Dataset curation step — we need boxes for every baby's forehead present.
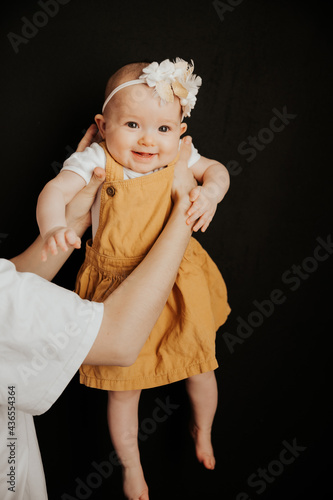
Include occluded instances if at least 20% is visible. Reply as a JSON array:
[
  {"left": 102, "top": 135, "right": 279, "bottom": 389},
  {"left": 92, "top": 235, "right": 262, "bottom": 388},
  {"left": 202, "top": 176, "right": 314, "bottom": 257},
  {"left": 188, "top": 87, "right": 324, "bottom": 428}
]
[
  {"left": 114, "top": 84, "right": 153, "bottom": 108},
  {"left": 108, "top": 84, "right": 182, "bottom": 120}
]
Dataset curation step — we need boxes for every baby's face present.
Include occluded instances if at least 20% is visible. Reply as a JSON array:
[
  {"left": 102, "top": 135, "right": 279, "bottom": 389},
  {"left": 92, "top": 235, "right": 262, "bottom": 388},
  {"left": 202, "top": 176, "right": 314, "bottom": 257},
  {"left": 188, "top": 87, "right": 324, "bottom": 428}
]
[{"left": 96, "top": 85, "right": 187, "bottom": 173}]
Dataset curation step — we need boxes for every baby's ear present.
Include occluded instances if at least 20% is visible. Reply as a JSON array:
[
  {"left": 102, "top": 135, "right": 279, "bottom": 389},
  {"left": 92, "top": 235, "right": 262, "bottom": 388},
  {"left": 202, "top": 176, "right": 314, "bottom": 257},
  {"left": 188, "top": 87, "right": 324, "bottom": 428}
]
[
  {"left": 180, "top": 122, "right": 188, "bottom": 136},
  {"left": 94, "top": 114, "right": 106, "bottom": 138}
]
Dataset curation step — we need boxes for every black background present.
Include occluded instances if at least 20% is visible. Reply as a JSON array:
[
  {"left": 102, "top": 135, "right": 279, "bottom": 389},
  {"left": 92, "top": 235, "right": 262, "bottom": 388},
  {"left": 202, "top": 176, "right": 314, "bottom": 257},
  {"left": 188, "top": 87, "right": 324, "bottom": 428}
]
[{"left": 1, "top": 1, "right": 332, "bottom": 499}]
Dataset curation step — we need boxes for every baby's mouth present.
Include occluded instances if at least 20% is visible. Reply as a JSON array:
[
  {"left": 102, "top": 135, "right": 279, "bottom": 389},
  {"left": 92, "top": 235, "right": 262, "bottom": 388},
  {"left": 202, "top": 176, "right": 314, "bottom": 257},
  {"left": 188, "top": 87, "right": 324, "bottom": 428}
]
[{"left": 132, "top": 151, "right": 157, "bottom": 159}]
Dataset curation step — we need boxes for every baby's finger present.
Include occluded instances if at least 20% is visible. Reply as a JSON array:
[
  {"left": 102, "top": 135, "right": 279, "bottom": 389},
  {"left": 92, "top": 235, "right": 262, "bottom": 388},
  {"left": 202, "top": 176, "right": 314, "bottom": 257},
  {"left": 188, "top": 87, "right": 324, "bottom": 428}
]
[
  {"left": 187, "top": 199, "right": 203, "bottom": 217},
  {"left": 46, "top": 237, "right": 58, "bottom": 256},
  {"left": 193, "top": 212, "right": 213, "bottom": 232},
  {"left": 41, "top": 245, "right": 48, "bottom": 262},
  {"left": 186, "top": 210, "right": 202, "bottom": 225},
  {"left": 65, "top": 229, "right": 81, "bottom": 249},
  {"left": 200, "top": 219, "right": 212, "bottom": 233},
  {"left": 54, "top": 232, "right": 68, "bottom": 252},
  {"left": 187, "top": 201, "right": 208, "bottom": 223},
  {"left": 189, "top": 186, "right": 201, "bottom": 203},
  {"left": 186, "top": 209, "right": 206, "bottom": 226},
  {"left": 191, "top": 218, "right": 204, "bottom": 232},
  {"left": 192, "top": 216, "right": 207, "bottom": 232}
]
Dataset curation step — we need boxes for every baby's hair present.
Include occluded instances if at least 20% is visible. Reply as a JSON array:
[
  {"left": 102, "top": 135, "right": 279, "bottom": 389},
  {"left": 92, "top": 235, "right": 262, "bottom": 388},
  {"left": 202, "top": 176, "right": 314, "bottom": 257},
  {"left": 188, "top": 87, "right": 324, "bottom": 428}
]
[{"left": 104, "top": 62, "right": 150, "bottom": 100}]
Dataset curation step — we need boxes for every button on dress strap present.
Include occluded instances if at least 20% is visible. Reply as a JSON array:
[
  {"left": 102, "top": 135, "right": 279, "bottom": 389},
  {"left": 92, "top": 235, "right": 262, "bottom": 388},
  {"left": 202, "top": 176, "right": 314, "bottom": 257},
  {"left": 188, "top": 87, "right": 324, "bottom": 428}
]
[{"left": 106, "top": 185, "right": 116, "bottom": 197}]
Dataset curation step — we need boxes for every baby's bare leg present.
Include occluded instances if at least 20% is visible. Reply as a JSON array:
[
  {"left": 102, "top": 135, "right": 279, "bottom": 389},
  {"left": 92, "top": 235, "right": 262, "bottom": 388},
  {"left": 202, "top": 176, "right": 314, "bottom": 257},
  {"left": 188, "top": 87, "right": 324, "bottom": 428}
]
[
  {"left": 185, "top": 370, "right": 217, "bottom": 470},
  {"left": 107, "top": 390, "right": 149, "bottom": 500}
]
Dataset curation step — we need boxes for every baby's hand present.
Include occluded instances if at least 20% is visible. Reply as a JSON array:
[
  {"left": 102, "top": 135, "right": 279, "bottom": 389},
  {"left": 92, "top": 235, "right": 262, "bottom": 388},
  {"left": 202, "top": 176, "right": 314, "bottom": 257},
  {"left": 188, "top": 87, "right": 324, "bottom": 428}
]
[
  {"left": 186, "top": 186, "right": 218, "bottom": 232},
  {"left": 41, "top": 226, "right": 81, "bottom": 262}
]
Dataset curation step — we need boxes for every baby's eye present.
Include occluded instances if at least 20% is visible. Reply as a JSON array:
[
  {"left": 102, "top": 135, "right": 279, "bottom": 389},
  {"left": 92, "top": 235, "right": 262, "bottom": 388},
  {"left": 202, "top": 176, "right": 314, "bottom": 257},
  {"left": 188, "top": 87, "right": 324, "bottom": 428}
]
[
  {"left": 159, "top": 125, "right": 170, "bottom": 133},
  {"left": 126, "top": 122, "right": 139, "bottom": 129}
]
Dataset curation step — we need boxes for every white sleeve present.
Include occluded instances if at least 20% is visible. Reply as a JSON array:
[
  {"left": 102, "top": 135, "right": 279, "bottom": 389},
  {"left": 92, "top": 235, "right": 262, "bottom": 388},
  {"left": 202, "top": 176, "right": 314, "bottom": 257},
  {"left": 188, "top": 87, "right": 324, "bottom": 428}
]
[
  {"left": 61, "top": 142, "right": 107, "bottom": 184},
  {"left": 0, "top": 259, "right": 104, "bottom": 416}
]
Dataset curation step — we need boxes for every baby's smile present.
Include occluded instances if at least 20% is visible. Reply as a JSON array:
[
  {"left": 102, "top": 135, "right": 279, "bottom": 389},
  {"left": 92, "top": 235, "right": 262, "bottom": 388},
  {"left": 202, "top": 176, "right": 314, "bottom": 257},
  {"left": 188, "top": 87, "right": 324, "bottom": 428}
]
[{"left": 131, "top": 150, "right": 157, "bottom": 161}]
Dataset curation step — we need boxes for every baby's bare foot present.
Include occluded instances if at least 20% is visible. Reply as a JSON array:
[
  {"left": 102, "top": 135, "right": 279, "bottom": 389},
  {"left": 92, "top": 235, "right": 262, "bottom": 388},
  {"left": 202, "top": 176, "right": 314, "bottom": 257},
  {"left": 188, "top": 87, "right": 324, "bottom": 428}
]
[
  {"left": 190, "top": 421, "right": 216, "bottom": 470},
  {"left": 122, "top": 464, "right": 149, "bottom": 500}
]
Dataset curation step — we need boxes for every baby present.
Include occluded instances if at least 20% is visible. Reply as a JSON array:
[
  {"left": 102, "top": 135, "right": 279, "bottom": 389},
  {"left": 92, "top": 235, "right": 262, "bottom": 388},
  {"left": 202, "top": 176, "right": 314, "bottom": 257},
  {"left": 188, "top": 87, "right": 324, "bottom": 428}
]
[{"left": 37, "top": 59, "right": 231, "bottom": 500}]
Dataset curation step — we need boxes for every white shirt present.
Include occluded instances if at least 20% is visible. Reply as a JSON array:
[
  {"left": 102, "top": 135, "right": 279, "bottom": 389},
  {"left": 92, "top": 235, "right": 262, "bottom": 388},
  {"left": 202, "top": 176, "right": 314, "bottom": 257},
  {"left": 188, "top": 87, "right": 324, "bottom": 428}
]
[
  {"left": 0, "top": 259, "right": 104, "bottom": 500},
  {"left": 61, "top": 142, "right": 201, "bottom": 239}
]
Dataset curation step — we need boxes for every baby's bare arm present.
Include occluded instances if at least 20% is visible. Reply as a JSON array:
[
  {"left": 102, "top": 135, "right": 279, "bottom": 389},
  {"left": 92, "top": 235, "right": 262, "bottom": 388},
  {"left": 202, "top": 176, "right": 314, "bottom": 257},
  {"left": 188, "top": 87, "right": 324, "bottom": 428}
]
[
  {"left": 37, "top": 171, "right": 87, "bottom": 260},
  {"left": 36, "top": 170, "right": 86, "bottom": 238},
  {"left": 186, "top": 156, "right": 230, "bottom": 232},
  {"left": 191, "top": 156, "right": 230, "bottom": 202}
]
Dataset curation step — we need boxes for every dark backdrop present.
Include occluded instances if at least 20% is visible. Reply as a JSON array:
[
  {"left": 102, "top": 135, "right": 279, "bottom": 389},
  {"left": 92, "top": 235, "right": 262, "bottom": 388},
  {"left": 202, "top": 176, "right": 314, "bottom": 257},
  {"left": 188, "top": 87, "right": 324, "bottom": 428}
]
[{"left": 1, "top": 1, "right": 332, "bottom": 499}]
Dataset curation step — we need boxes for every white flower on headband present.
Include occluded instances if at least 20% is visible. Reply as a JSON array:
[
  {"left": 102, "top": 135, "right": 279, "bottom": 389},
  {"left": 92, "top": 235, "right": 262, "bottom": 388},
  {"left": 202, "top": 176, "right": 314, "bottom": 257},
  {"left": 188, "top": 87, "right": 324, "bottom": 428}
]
[
  {"left": 142, "top": 60, "right": 175, "bottom": 86},
  {"left": 139, "top": 58, "right": 202, "bottom": 117}
]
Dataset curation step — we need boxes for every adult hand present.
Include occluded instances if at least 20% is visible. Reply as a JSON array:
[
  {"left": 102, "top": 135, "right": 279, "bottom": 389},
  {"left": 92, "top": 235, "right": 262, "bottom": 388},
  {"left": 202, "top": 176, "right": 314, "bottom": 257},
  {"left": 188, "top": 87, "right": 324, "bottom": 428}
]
[
  {"left": 65, "top": 167, "right": 105, "bottom": 236},
  {"left": 66, "top": 124, "right": 105, "bottom": 234},
  {"left": 171, "top": 136, "right": 197, "bottom": 216},
  {"left": 76, "top": 124, "right": 102, "bottom": 153}
]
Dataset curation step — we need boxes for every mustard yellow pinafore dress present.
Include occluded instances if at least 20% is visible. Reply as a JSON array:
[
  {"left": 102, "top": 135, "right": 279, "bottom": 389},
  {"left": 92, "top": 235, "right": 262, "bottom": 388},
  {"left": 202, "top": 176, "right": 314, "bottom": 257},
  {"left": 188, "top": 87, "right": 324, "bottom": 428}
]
[{"left": 76, "top": 141, "right": 231, "bottom": 391}]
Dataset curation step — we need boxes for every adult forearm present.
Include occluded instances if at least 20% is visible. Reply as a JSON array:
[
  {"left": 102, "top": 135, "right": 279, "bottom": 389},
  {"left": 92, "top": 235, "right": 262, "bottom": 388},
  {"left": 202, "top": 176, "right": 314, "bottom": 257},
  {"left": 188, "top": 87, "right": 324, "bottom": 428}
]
[{"left": 84, "top": 199, "right": 192, "bottom": 366}]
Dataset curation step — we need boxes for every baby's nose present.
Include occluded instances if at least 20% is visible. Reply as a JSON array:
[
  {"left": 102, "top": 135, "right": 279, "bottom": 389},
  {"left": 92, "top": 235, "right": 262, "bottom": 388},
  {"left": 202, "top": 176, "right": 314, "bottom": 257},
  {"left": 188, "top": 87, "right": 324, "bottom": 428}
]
[{"left": 138, "top": 130, "right": 155, "bottom": 146}]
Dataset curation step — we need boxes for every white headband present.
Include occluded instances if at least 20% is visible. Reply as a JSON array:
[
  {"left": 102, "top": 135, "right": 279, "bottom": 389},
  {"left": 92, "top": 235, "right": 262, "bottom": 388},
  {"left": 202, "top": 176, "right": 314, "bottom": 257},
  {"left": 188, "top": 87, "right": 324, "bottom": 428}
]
[
  {"left": 102, "top": 80, "right": 143, "bottom": 113},
  {"left": 101, "top": 58, "right": 202, "bottom": 118}
]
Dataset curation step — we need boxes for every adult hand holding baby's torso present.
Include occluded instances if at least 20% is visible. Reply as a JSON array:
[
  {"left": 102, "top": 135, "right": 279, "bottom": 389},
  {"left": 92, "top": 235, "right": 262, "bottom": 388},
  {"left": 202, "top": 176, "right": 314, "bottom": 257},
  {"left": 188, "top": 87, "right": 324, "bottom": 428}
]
[{"left": 171, "top": 136, "right": 197, "bottom": 206}]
